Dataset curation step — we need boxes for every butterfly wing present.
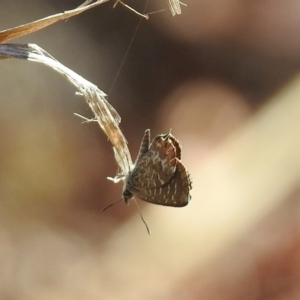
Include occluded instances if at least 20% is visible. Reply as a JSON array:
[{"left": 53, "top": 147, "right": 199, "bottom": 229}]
[
  {"left": 126, "top": 134, "right": 177, "bottom": 191},
  {"left": 152, "top": 132, "right": 181, "bottom": 159},
  {"left": 123, "top": 131, "right": 192, "bottom": 207},
  {"left": 135, "top": 159, "right": 192, "bottom": 207},
  {"left": 168, "top": 133, "right": 182, "bottom": 160},
  {"left": 134, "top": 129, "right": 150, "bottom": 165}
]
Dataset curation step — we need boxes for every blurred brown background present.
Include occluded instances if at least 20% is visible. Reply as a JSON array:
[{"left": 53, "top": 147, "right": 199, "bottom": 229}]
[{"left": 1, "top": 0, "right": 300, "bottom": 299}]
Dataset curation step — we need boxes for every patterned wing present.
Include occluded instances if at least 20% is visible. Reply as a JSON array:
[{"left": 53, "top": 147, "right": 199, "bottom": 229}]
[
  {"left": 168, "top": 133, "right": 182, "bottom": 160},
  {"left": 134, "top": 129, "right": 150, "bottom": 165},
  {"left": 153, "top": 132, "right": 181, "bottom": 159},
  {"left": 126, "top": 134, "right": 177, "bottom": 191},
  {"left": 136, "top": 159, "right": 192, "bottom": 207}
]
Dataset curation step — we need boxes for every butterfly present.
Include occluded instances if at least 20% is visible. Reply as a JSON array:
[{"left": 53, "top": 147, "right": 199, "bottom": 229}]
[{"left": 122, "top": 129, "right": 192, "bottom": 207}]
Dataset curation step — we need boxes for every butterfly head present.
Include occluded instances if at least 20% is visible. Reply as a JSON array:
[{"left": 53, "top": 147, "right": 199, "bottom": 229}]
[{"left": 123, "top": 189, "right": 133, "bottom": 204}]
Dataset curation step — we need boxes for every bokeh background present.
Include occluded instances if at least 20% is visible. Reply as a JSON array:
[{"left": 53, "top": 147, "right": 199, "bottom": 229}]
[{"left": 1, "top": 0, "right": 300, "bottom": 299}]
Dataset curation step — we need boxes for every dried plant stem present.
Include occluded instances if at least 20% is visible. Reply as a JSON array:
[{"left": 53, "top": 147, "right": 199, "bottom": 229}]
[
  {"left": 0, "top": 43, "right": 133, "bottom": 175},
  {"left": 0, "top": 0, "right": 110, "bottom": 43},
  {"left": 114, "top": 0, "right": 149, "bottom": 19}
]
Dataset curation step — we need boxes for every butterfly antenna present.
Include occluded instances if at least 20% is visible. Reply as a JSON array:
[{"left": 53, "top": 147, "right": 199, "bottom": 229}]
[
  {"left": 102, "top": 198, "right": 124, "bottom": 212},
  {"left": 133, "top": 198, "right": 151, "bottom": 235}
]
